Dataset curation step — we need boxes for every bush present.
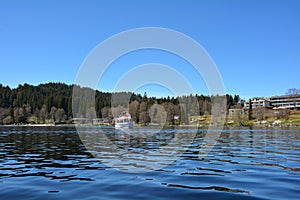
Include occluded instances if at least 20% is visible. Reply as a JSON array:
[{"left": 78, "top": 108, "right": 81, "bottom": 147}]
[{"left": 3, "top": 116, "right": 13, "bottom": 125}]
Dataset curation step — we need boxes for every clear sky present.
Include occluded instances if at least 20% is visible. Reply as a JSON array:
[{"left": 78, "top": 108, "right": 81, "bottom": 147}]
[{"left": 0, "top": 0, "right": 299, "bottom": 100}]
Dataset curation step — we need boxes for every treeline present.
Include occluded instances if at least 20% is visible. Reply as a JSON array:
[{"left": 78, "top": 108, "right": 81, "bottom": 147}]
[{"left": 0, "top": 82, "right": 241, "bottom": 125}]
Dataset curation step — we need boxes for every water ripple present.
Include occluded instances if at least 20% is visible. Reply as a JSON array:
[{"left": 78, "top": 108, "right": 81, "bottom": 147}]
[
  {"left": 166, "top": 183, "right": 250, "bottom": 194},
  {"left": 0, "top": 126, "right": 300, "bottom": 200}
]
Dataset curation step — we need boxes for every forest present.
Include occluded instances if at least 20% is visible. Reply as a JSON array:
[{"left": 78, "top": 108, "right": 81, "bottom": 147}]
[{"left": 0, "top": 82, "right": 241, "bottom": 125}]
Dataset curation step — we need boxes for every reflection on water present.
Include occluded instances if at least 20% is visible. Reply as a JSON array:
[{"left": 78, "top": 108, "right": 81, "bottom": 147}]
[
  {"left": 0, "top": 126, "right": 300, "bottom": 200},
  {"left": 78, "top": 127, "right": 199, "bottom": 172}
]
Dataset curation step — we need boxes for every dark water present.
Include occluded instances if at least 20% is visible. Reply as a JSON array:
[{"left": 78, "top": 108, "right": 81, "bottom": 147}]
[{"left": 0, "top": 126, "right": 299, "bottom": 200}]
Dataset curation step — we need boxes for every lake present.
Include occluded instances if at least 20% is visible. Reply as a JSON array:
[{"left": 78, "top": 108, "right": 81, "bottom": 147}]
[{"left": 0, "top": 126, "right": 299, "bottom": 200}]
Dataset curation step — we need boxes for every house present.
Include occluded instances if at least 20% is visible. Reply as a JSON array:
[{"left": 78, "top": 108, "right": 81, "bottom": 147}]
[
  {"left": 244, "top": 97, "right": 270, "bottom": 109},
  {"left": 228, "top": 108, "right": 242, "bottom": 117}
]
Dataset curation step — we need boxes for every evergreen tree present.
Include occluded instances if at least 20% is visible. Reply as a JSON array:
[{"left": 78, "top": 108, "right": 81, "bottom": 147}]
[
  {"left": 248, "top": 99, "right": 253, "bottom": 120},
  {"left": 0, "top": 81, "right": 245, "bottom": 125}
]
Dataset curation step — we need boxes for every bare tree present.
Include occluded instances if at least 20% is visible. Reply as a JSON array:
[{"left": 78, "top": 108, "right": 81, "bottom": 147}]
[
  {"left": 254, "top": 107, "right": 266, "bottom": 121},
  {"left": 111, "top": 105, "right": 127, "bottom": 118},
  {"left": 101, "top": 107, "right": 112, "bottom": 120},
  {"left": 50, "top": 106, "right": 57, "bottom": 122},
  {"left": 164, "top": 102, "right": 180, "bottom": 125},
  {"left": 286, "top": 88, "right": 300, "bottom": 95},
  {"left": 86, "top": 107, "right": 97, "bottom": 122},
  {"left": 276, "top": 109, "right": 290, "bottom": 120},
  {"left": 139, "top": 101, "right": 149, "bottom": 125},
  {"left": 129, "top": 100, "right": 140, "bottom": 123},
  {"left": 234, "top": 110, "right": 247, "bottom": 126},
  {"left": 201, "top": 100, "right": 211, "bottom": 115},
  {"left": 23, "top": 104, "right": 32, "bottom": 120},
  {"left": 149, "top": 104, "right": 167, "bottom": 125},
  {"left": 39, "top": 105, "right": 48, "bottom": 123},
  {"left": 14, "top": 107, "right": 25, "bottom": 123},
  {"left": 55, "top": 108, "right": 66, "bottom": 123}
]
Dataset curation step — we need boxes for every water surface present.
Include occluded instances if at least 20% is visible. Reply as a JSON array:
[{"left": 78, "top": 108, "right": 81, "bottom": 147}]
[{"left": 0, "top": 126, "right": 299, "bottom": 199}]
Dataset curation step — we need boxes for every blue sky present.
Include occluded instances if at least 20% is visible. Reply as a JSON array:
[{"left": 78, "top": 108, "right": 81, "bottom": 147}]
[{"left": 0, "top": 0, "right": 299, "bottom": 100}]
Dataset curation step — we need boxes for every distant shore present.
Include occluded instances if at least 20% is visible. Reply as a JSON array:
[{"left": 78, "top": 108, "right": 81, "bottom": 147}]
[
  {"left": 2, "top": 123, "right": 56, "bottom": 127},
  {"left": 1, "top": 123, "right": 300, "bottom": 129}
]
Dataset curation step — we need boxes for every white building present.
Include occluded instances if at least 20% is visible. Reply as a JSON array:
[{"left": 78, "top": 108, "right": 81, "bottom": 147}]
[
  {"left": 269, "top": 94, "right": 300, "bottom": 109},
  {"left": 244, "top": 97, "right": 270, "bottom": 109}
]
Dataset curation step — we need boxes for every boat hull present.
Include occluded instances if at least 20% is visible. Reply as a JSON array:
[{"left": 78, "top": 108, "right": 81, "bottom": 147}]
[{"left": 115, "top": 122, "right": 133, "bottom": 129}]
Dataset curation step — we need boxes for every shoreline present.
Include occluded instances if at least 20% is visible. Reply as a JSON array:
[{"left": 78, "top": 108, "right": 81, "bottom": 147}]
[
  {"left": 1, "top": 123, "right": 300, "bottom": 129},
  {"left": 1, "top": 123, "right": 65, "bottom": 127}
]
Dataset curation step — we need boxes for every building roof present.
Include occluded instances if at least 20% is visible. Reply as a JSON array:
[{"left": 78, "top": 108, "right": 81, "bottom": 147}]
[{"left": 270, "top": 94, "right": 300, "bottom": 99}]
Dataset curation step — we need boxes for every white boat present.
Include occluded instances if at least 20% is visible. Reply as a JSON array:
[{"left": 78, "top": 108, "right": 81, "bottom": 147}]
[{"left": 115, "top": 112, "right": 133, "bottom": 129}]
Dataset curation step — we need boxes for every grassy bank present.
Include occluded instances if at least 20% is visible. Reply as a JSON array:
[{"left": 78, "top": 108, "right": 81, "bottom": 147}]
[{"left": 193, "top": 110, "right": 300, "bottom": 127}]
